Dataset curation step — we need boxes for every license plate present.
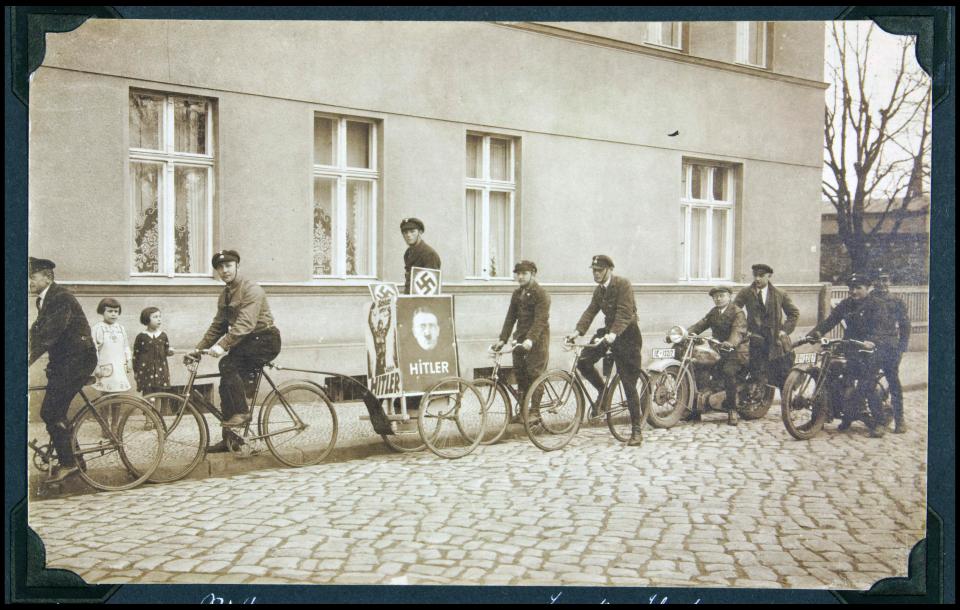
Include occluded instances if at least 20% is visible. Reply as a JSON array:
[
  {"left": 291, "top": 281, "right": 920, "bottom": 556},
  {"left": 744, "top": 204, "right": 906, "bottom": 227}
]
[
  {"left": 652, "top": 348, "right": 676, "bottom": 359},
  {"left": 794, "top": 352, "right": 818, "bottom": 365}
]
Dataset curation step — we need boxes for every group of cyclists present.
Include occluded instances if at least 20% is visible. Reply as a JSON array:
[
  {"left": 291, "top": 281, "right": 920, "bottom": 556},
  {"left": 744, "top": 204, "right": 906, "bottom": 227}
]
[{"left": 28, "top": 217, "right": 912, "bottom": 481}]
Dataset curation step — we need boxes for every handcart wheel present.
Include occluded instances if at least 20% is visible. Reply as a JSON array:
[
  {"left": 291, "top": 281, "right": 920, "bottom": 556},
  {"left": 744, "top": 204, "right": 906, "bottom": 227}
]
[{"left": 418, "top": 377, "right": 486, "bottom": 459}]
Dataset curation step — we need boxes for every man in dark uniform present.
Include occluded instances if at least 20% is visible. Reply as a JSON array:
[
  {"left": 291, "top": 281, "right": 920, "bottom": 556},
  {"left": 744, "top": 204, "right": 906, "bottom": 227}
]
[
  {"left": 566, "top": 255, "right": 645, "bottom": 447},
  {"left": 400, "top": 218, "right": 441, "bottom": 294},
  {"left": 872, "top": 269, "right": 910, "bottom": 433},
  {"left": 493, "top": 260, "right": 551, "bottom": 408},
  {"left": 190, "top": 250, "right": 281, "bottom": 452},
  {"left": 807, "top": 273, "right": 899, "bottom": 438},
  {"left": 734, "top": 263, "right": 799, "bottom": 388},
  {"left": 28, "top": 257, "right": 98, "bottom": 483},
  {"left": 686, "top": 286, "right": 750, "bottom": 426}
]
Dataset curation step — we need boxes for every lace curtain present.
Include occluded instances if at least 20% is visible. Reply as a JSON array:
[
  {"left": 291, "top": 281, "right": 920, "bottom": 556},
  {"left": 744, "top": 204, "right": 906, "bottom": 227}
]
[{"left": 132, "top": 163, "right": 160, "bottom": 273}]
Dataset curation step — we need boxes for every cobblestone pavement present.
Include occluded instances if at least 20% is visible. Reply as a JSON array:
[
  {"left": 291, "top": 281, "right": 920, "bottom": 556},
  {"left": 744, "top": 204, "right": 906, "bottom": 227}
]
[{"left": 29, "top": 390, "right": 927, "bottom": 589}]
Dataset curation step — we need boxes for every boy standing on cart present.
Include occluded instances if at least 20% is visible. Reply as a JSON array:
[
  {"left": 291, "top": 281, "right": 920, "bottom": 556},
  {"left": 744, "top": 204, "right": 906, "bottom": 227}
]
[{"left": 493, "top": 260, "right": 551, "bottom": 415}]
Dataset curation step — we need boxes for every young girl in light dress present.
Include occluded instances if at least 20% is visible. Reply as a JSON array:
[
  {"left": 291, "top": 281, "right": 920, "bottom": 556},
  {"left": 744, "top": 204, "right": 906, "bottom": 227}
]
[{"left": 92, "top": 297, "right": 132, "bottom": 393}]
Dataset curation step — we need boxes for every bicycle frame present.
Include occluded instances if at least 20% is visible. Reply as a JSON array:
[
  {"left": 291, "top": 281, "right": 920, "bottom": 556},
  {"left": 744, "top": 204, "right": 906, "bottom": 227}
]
[
  {"left": 557, "top": 340, "right": 618, "bottom": 419},
  {"left": 27, "top": 386, "right": 125, "bottom": 458}
]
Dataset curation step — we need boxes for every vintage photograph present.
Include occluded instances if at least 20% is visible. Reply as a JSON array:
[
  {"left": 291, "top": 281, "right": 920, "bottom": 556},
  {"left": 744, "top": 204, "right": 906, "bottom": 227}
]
[{"left": 18, "top": 13, "right": 939, "bottom": 596}]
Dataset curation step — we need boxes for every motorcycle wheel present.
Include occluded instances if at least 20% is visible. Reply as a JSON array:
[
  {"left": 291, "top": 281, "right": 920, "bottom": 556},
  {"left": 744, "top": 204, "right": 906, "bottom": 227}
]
[
  {"left": 647, "top": 365, "right": 691, "bottom": 429},
  {"left": 781, "top": 368, "right": 828, "bottom": 440},
  {"left": 738, "top": 381, "right": 775, "bottom": 420}
]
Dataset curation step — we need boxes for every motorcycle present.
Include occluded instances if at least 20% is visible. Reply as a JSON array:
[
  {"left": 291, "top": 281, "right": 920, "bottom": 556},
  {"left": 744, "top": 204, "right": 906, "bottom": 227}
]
[
  {"left": 780, "top": 336, "right": 893, "bottom": 440},
  {"left": 645, "top": 325, "right": 775, "bottom": 428}
]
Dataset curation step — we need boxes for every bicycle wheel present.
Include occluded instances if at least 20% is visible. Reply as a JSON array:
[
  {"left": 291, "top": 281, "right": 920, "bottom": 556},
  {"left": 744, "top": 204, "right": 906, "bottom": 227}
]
[
  {"left": 142, "top": 392, "right": 209, "bottom": 483},
  {"left": 603, "top": 371, "right": 650, "bottom": 442},
  {"left": 469, "top": 378, "right": 511, "bottom": 445},
  {"left": 648, "top": 365, "right": 692, "bottom": 429},
  {"left": 73, "top": 395, "right": 164, "bottom": 491},
  {"left": 379, "top": 398, "right": 427, "bottom": 453},
  {"left": 522, "top": 370, "right": 583, "bottom": 451},
  {"left": 781, "top": 369, "right": 828, "bottom": 440},
  {"left": 261, "top": 382, "right": 338, "bottom": 467},
  {"left": 418, "top": 377, "right": 486, "bottom": 459}
]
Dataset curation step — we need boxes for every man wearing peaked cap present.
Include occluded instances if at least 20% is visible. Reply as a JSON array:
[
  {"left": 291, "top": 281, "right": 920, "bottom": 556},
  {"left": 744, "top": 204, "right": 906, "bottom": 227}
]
[
  {"left": 28, "top": 256, "right": 98, "bottom": 483},
  {"left": 735, "top": 262, "right": 799, "bottom": 390},
  {"left": 400, "top": 217, "right": 441, "bottom": 294},
  {"left": 494, "top": 261, "right": 551, "bottom": 411},
  {"left": 872, "top": 268, "right": 909, "bottom": 433},
  {"left": 192, "top": 249, "right": 282, "bottom": 453},
  {"left": 567, "top": 255, "right": 647, "bottom": 447}
]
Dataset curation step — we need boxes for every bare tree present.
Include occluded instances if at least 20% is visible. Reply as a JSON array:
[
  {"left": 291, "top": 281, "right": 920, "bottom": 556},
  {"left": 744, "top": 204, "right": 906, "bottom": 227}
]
[{"left": 823, "top": 22, "right": 932, "bottom": 274}]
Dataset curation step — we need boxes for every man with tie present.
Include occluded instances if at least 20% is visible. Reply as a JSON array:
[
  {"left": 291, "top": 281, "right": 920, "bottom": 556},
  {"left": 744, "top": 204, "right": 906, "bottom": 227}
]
[
  {"left": 566, "top": 255, "right": 645, "bottom": 447},
  {"left": 28, "top": 257, "right": 98, "bottom": 483},
  {"left": 734, "top": 263, "right": 800, "bottom": 388}
]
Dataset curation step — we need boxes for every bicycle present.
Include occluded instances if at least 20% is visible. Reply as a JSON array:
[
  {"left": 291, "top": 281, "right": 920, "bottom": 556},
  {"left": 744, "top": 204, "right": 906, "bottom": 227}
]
[
  {"left": 470, "top": 341, "right": 525, "bottom": 445},
  {"left": 28, "top": 380, "right": 164, "bottom": 492},
  {"left": 521, "top": 337, "right": 651, "bottom": 451},
  {"left": 141, "top": 350, "right": 338, "bottom": 483}
]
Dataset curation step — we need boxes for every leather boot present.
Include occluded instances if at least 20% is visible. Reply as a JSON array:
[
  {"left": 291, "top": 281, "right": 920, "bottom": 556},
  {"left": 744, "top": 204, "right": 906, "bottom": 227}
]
[
  {"left": 727, "top": 409, "right": 738, "bottom": 426},
  {"left": 626, "top": 423, "right": 643, "bottom": 447},
  {"left": 894, "top": 417, "right": 907, "bottom": 434}
]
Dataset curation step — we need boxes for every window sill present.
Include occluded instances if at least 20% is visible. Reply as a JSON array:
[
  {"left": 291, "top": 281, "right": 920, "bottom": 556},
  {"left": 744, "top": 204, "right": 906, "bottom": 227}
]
[{"left": 642, "top": 41, "right": 685, "bottom": 53}]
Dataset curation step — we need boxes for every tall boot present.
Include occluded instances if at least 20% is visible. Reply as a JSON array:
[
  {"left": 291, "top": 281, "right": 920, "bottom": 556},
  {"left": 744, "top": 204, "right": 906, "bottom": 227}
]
[{"left": 627, "top": 423, "right": 643, "bottom": 447}]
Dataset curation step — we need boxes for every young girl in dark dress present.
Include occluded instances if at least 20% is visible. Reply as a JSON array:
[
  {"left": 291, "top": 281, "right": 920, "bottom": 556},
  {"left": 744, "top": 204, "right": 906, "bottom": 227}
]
[{"left": 133, "top": 307, "right": 174, "bottom": 395}]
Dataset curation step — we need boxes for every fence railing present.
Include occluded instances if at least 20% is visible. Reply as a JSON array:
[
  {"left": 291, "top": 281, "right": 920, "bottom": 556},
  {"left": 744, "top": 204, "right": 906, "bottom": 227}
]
[{"left": 824, "top": 285, "right": 928, "bottom": 341}]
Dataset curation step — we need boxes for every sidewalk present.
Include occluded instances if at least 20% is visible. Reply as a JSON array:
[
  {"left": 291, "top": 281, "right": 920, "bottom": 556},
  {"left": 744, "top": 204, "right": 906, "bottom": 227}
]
[{"left": 27, "top": 352, "right": 928, "bottom": 501}]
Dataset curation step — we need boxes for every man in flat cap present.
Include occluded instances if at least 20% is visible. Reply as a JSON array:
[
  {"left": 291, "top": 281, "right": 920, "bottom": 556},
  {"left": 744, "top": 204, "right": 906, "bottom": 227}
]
[
  {"left": 566, "top": 255, "right": 646, "bottom": 447},
  {"left": 400, "top": 218, "right": 441, "bottom": 294},
  {"left": 872, "top": 269, "right": 910, "bottom": 433},
  {"left": 28, "top": 257, "right": 98, "bottom": 482},
  {"left": 494, "top": 260, "right": 551, "bottom": 410},
  {"left": 191, "top": 250, "right": 281, "bottom": 452},
  {"left": 686, "top": 286, "right": 749, "bottom": 425},
  {"left": 735, "top": 263, "right": 799, "bottom": 389},
  {"left": 807, "top": 273, "right": 898, "bottom": 437}
]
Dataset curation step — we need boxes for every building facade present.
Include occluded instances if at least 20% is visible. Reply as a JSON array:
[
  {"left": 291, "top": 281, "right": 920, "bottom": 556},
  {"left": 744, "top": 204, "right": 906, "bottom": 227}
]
[{"left": 28, "top": 20, "right": 827, "bottom": 392}]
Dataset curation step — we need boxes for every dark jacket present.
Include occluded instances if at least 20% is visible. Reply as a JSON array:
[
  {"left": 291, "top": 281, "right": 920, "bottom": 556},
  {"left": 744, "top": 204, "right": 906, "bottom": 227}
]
[
  {"left": 873, "top": 289, "right": 912, "bottom": 353},
  {"left": 403, "top": 240, "right": 442, "bottom": 294},
  {"left": 812, "top": 294, "right": 899, "bottom": 349},
  {"left": 734, "top": 282, "right": 800, "bottom": 360},
  {"left": 576, "top": 275, "right": 643, "bottom": 371},
  {"left": 29, "top": 282, "right": 96, "bottom": 369},
  {"left": 689, "top": 303, "right": 750, "bottom": 364},
  {"left": 499, "top": 281, "right": 551, "bottom": 347}
]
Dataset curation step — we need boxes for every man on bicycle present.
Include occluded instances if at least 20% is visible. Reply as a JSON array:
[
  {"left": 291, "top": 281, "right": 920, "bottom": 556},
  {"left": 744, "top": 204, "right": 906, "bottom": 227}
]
[
  {"left": 686, "top": 286, "right": 749, "bottom": 426},
  {"left": 28, "top": 257, "right": 98, "bottom": 483},
  {"left": 493, "top": 260, "right": 550, "bottom": 413},
  {"left": 566, "top": 255, "right": 644, "bottom": 447},
  {"left": 806, "top": 273, "right": 898, "bottom": 438},
  {"left": 191, "top": 250, "right": 281, "bottom": 452},
  {"left": 872, "top": 268, "right": 910, "bottom": 434}
]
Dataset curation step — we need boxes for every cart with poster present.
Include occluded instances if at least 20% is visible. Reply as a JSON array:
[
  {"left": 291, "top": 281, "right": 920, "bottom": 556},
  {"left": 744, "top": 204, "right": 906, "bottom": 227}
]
[{"left": 363, "top": 279, "right": 486, "bottom": 459}]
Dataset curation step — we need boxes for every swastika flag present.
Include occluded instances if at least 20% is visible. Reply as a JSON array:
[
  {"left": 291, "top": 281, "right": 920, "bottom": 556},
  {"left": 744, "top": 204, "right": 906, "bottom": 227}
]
[{"left": 411, "top": 267, "right": 442, "bottom": 296}]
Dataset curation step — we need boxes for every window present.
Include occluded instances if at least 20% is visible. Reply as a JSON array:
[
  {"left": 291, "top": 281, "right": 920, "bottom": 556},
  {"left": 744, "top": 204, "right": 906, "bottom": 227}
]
[
  {"left": 312, "top": 115, "right": 378, "bottom": 277},
  {"left": 645, "top": 22, "right": 683, "bottom": 50},
  {"left": 129, "top": 91, "right": 215, "bottom": 276},
  {"left": 736, "top": 21, "right": 768, "bottom": 68},
  {"left": 465, "top": 134, "right": 516, "bottom": 279},
  {"left": 680, "top": 161, "right": 736, "bottom": 281}
]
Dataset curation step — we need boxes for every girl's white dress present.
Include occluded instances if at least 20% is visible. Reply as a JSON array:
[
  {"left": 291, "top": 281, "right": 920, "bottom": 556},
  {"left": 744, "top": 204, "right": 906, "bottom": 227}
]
[{"left": 92, "top": 321, "right": 132, "bottom": 392}]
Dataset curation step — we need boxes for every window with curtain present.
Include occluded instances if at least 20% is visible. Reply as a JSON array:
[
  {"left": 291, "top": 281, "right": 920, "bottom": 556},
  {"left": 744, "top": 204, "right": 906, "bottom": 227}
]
[
  {"left": 679, "top": 161, "right": 737, "bottom": 282},
  {"left": 645, "top": 22, "right": 683, "bottom": 50},
  {"left": 736, "top": 21, "right": 768, "bottom": 68},
  {"left": 129, "top": 91, "right": 214, "bottom": 276},
  {"left": 313, "top": 115, "right": 378, "bottom": 277},
  {"left": 464, "top": 134, "right": 517, "bottom": 279}
]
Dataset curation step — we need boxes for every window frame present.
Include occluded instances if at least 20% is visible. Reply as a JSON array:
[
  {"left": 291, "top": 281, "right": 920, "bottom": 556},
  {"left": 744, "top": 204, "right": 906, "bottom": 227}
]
[
  {"left": 464, "top": 133, "right": 517, "bottom": 281},
  {"left": 128, "top": 91, "right": 215, "bottom": 278},
  {"left": 312, "top": 113, "right": 379, "bottom": 279},
  {"left": 736, "top": 21, "right": 769, "bottom": 69},
  {"left": 644, "top": 21, "right": 685, "bottom": 51},
  {"left": 679, "top": 161, "right": 736, "bottom": 283}
]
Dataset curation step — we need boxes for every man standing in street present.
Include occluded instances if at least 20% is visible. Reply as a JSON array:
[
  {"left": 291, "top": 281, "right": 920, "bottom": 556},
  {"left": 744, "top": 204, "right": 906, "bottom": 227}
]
[
  {"left": 400, "top": 218, "right": 441, "bottom": 294},
  {"left": 566, "top": 255, "right": 645, "bottom": 447},
  {"left": 494, "top": 260, "right": 551, "bottom": 410},
  {"left": 735, "top": 263, "right": 800, "bottom": 389},
  {"left": 872, "top": 268, "right": 911, "bottom": 433},
  {"left": 28, "top": 257, "right": 98, "bottom": 483},
  {"left": 686, "top": 286, "right": 750, "bottom": 426},
  {"left": 192, "top": 250, "right": 281, "bottom": 452}
]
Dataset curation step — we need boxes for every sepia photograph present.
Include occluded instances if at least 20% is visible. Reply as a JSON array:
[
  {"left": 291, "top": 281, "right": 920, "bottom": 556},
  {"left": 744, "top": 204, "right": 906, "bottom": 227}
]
[{"left": 7, "top": 6, "right": 953, "bottom": 604}]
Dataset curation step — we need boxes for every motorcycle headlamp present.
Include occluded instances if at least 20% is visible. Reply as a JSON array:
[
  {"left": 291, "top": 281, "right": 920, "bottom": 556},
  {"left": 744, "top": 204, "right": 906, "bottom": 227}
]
[{"left": 667, "top": 325, "right": 686, "bottom": 344}]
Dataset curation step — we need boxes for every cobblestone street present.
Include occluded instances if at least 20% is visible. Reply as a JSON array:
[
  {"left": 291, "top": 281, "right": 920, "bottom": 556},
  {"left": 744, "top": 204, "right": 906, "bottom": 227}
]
[{"left": 29, "top": 390, "right": 927, "bottom": 590}]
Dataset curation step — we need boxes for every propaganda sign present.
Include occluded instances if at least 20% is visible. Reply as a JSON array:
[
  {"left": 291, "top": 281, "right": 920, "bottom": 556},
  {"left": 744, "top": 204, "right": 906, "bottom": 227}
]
[
  {"left": 364, "top": 299, "right": 402, "bottom": 398},
  {"left": 410, "top": 266, "right": 441, "bottom": 296},
  {"left": 395, "top": 295, "right": 459, "bottom": 394}
]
